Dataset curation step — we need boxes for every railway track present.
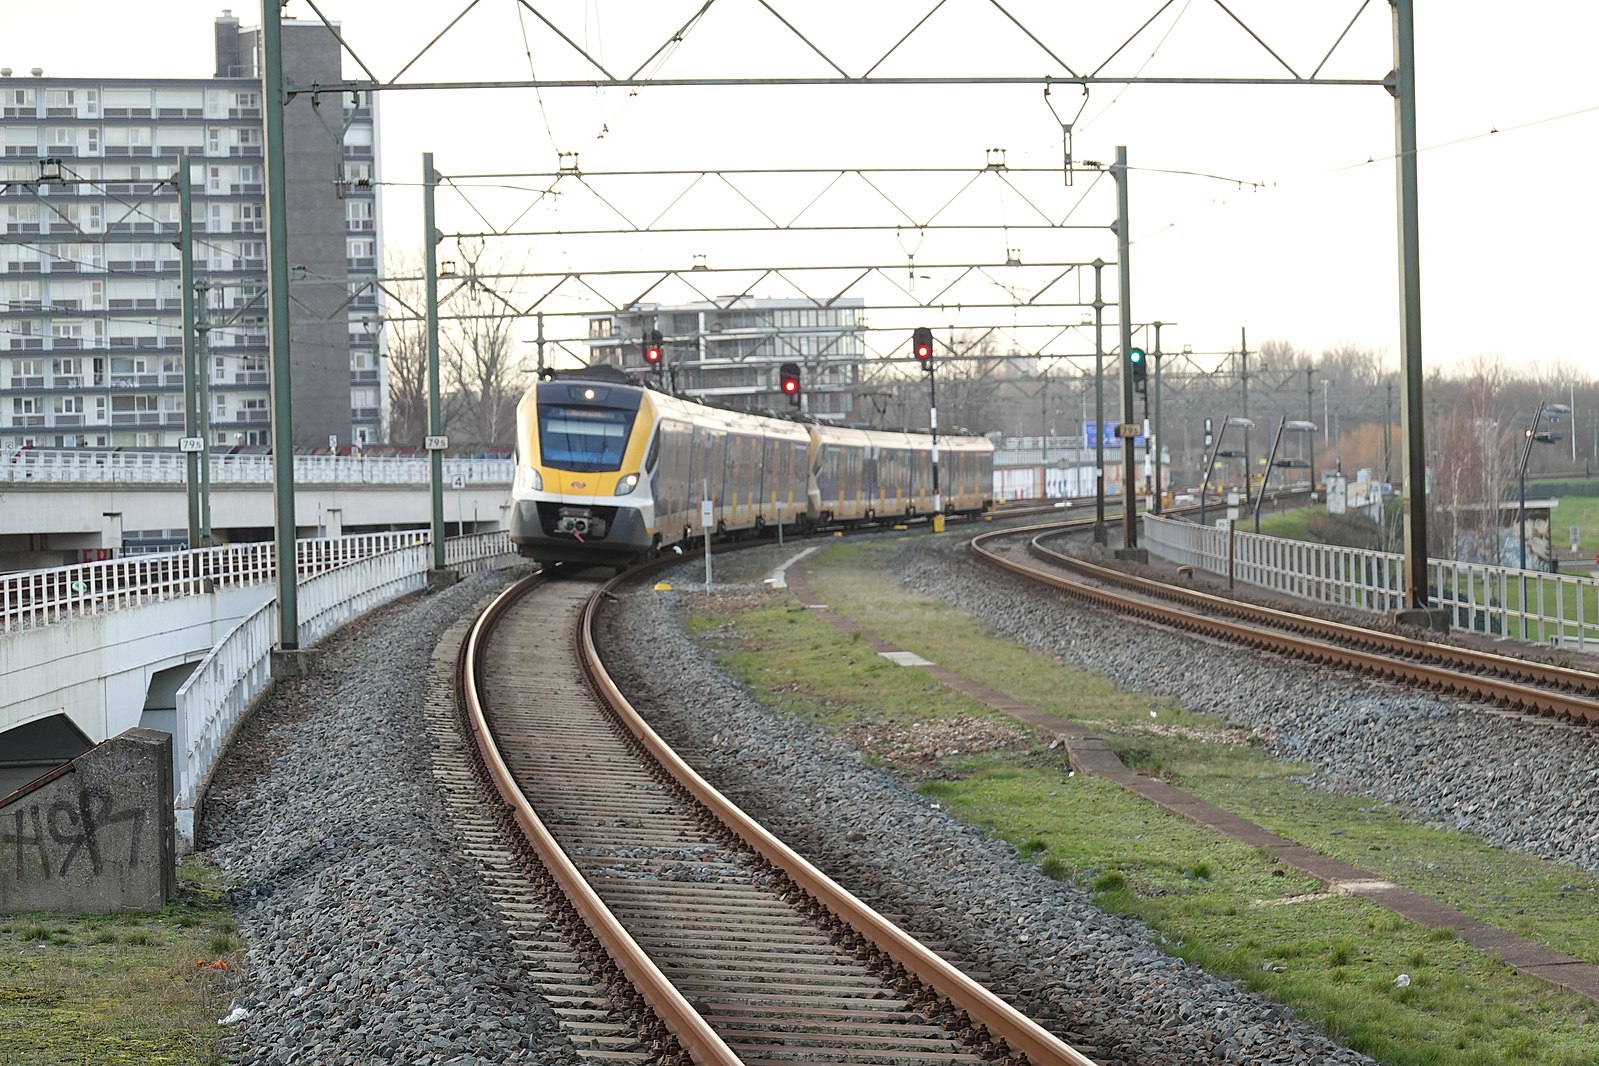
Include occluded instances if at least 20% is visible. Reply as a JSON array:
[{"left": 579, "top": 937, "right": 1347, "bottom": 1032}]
[
  {"left": 972, "top": 521, "right": 1599, "bottom": 725},
  {"left": 456, "top": 568, "right": 1097, "bottom": 1066}
]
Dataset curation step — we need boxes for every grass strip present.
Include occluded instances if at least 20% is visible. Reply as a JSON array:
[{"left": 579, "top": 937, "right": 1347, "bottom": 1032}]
[{"left": 0, "top": 859, "right": 241, "bottom": 1066}]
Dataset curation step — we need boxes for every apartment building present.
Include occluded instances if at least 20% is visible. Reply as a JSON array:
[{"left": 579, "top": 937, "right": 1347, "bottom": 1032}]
[
  {"left": 586, "top": 298, "right": 865, "bottom": 421},
  {"left": 0, "top": 10, "right": 381, "bottom": 456}
]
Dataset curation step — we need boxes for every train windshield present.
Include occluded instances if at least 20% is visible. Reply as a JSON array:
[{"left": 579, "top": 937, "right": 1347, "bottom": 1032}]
[{"left": 537, "top": 405, "right": 634, "bottom": 471}]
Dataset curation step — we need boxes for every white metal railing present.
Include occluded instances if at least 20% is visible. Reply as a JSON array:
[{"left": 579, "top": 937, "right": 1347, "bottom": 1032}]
[
  {"left": 0, "top": 529, "right": 484, "bottom": 633},
  {"left": 169, "top": 529, "right": 513, "bottom": 841},
  {"left": 1144, "top": 514, "right": 1599, "bottom": 651},
  {"left": 2, "top": 448, "right": 512, "bottom": 486}
]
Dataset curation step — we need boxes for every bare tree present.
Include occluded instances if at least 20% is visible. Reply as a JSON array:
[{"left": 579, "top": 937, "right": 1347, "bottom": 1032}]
[
  {"left": 440, "top": 241, "right": 525, "bottom": 451},
  {"left": 1426, "top": 358, "right": 1513, "bottom": 563},
  {"left": 377, "top": 252, "right": 440, "bottom": 446}
]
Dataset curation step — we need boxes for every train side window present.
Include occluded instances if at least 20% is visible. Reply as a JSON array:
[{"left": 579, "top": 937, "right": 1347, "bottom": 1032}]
[{"left": 645, "top": 425, "right": 662, "bottom": 472}]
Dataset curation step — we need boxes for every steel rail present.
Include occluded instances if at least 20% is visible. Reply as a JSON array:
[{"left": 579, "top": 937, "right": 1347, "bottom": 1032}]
[
  {"left": 969, "top": 524, "right": 1599, "bottom": 725},
  {"left": 1028, "top": 530, "right": 1599, "bottom": 699},
  {"left": 460, "top": 571, "right": 743, "bottom": 1066},
  {"left": 576, "top": 569, "right": 1100, "bottom": 1066}
]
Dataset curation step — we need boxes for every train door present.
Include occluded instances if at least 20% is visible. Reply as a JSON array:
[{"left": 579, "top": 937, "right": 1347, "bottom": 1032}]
[
  {"left": 657, "top": 419, "right": 693, "bottom": 541},
  {"left": 862, "top": 445, "right": 879, "bottom": 517},
  {"left": 707, "top": 427, "right": 727, "bottom": 531}
]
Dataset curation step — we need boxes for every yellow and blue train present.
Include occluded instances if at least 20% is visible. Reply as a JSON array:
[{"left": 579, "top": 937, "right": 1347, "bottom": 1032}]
[{"left": 508, "top": 369, "right": 994, "bottom": 568}]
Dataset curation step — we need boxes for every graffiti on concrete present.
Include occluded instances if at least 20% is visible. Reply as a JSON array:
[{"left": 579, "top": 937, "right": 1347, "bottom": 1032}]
[{"left": 6, "top": 786, "right": 147, "bottom": 880}]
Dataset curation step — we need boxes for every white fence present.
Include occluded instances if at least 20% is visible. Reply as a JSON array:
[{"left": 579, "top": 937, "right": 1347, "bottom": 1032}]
[
  {"left": 1, "top": 530, "right": 462, "bottom": 633},
  {"left": 1144, "top": 515, "right": 1599, "bottom": 650},
  {"left": 2, "top": 447, "right": 512, "bottom": 486}
]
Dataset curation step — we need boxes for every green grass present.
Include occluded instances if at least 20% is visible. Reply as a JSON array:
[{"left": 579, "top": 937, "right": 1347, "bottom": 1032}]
[
  {"left": 0, "top": 859, "right": 241, "bottom": 1066},
  {"left": 685, "top": 541, "right": 1599, "bottom": 1065}
]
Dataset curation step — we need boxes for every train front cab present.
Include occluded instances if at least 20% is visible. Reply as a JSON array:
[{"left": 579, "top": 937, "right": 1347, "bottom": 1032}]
[{"left": 510, "top": 380, "right": 657, "bottom": 567}]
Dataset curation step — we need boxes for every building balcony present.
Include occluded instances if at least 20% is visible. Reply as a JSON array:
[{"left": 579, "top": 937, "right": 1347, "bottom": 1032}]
[{"left": 9, "top": 414, "right": 45, "bottom": 428}]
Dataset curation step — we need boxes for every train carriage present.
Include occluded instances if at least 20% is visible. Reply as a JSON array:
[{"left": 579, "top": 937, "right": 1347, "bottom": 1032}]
[
  {"left": 809, "top": 424, "right": 993, "bottom": 524},
  {"left": 510, "top": 368, "right": 994, "bottom": 569}
]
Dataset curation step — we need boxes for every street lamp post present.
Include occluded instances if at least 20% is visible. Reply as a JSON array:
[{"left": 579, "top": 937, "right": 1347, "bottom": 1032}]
[
  {"left": 1198, "top": 415, "right": 1254, "bottom": 527},
  {"left": 1518, "top": 402, "right": 1571, "bottom": 570},
  {"left": 1253, "top": 417, "right": 1318, "bottom": 533}
]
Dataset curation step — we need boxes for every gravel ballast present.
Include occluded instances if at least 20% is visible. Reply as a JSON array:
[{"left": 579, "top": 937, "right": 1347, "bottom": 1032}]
[
  {"left": 201, "top": 528, "right": 1599, "bottom": 1064},
  {"left": 201, "top": 566, "right": 580, "bottom": 1066}
]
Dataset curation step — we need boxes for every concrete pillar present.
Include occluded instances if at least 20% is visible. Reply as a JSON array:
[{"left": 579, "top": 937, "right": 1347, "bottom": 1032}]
[
  {"left": 100, "top": 511, "right": 123, "bottom": 557},
  {"left": 0, "top": 728, "right": 176, "bottom": 913},
  {"left": 323, "top": 507, "right": 343, "bottom": 540}
]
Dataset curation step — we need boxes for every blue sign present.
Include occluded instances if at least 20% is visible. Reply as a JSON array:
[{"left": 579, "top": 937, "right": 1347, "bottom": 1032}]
[{"left": 1083, "top": 421, "right": 1145, "bottom": 449}]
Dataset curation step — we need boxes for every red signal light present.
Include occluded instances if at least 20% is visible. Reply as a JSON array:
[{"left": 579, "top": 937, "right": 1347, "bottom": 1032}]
[
  {"left": 778, "top": 362, "right": 801, "bottom": 407},
  {"left": 912, "top": 326, "right": 934, "bottom": 370}
]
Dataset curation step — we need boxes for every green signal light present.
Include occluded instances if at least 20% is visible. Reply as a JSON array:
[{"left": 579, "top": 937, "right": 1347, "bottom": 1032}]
[{"left": 1128, "top": 347, "right": 1145, "bottom": 363}]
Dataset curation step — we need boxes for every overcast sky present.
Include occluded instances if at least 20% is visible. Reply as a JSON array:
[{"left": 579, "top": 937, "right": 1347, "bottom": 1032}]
[{"left": 7, "top": 1, "right": 1596, "bottom": 378}]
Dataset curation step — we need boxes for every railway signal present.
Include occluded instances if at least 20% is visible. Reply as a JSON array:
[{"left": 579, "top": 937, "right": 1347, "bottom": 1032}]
[
  {"left": 912, "top": 327, "right": 934, "bottom": 371},
  {"left": 644, "top": 330, "right": 663, "bottom": 373},
  {"left": 1128, "top": 347, "right": 1147, "bottom": 396},
  {"left": 779, "top": 362, "right": 801, "bottom": 406}
]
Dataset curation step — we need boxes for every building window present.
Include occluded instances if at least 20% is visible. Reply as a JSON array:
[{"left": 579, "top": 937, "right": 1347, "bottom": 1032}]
[{"left": 588, "top": 318, "right": 614, "bottom": 339}]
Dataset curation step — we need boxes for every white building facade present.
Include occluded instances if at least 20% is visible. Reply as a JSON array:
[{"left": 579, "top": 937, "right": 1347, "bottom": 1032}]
[
  {"left": 586, "top": 297, "right": 866, "bottom": 421},
  {"left": 0, "top": 11, "right": 382, "bottom": 456}
]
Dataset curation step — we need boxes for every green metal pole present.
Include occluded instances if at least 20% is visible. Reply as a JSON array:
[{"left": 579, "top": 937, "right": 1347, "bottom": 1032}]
[
  {"left": 178, "top": 152, "right": 200, "bottom": 551},
  {"left": 1393, "top": 0, "right": 1431, "bottom": 615},
  {"left": 1114, "top": 146, "right": 1137, "bottom": 550},
  {"left": 197, "top": 280, "right": 212, "bottom": 540},
  {"left": 262, "top": 0, "right": 299, "bottom": 648},
  {"left": 423, "top": 152, "right": 445, "bottom": 570},
  {"left": 1092, "top": 260, "right": 1106, "bottom": 544},
  {"left": 1151, "top": 321, "right": 1164, "bottom": 516}
]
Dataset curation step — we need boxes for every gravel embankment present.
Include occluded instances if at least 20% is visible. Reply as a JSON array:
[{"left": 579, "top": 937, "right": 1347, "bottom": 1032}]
[{"left": 201, "top": 565, "right": 580, "bottom": 1066}]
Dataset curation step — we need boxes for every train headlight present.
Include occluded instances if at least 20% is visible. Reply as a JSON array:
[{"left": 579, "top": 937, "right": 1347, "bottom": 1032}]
[
  {"left": 515, "top": 466, "right": 542, "bottom": 493},
  {"left": 615, "top": 473, "right": 640, "bottom": 496}
]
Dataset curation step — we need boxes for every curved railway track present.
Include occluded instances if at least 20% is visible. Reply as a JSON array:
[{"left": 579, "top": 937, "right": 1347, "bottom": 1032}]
[
  {"left": 972, "top": 520, "right": 1599, "bottom": 725},
  {"left": 456, "top": 567, "right": 1098, "bottom": 1066}
]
